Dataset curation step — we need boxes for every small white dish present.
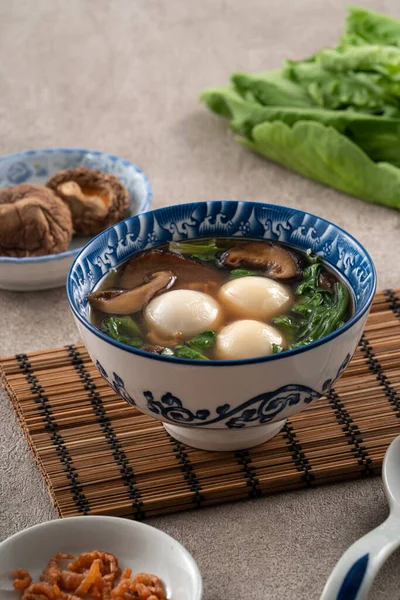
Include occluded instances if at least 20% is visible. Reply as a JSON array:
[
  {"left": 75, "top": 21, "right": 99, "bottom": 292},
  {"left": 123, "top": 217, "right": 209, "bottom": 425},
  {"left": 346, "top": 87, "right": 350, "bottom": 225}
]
[
  {"left": 0, "top": 148, "right": 152, "bottom": 291},
  {"left": 0, "top": 516, "right": 202, "bottom": 600}
]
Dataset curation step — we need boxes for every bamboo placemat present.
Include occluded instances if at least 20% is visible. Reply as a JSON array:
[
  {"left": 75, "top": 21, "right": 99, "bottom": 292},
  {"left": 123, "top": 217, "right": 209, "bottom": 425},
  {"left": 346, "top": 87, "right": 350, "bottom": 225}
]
[{"left": 1, "top": 289, "right": 400, "bottom": 519}]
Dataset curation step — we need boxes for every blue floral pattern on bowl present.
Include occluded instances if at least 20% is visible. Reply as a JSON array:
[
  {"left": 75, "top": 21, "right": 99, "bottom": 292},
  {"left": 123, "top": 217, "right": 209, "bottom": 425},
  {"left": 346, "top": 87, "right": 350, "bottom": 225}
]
[
  {"left": 323, "top": 353, "right": 351, "bottom": 391},
  {"left": 95, "top": 360, "right": 136, "bottom": 406},
  {"left": 69, "top": 201, "right": 375, "bottom": 332},
  {"left": 143, "top": 386, "right": 320, "bottom": 428},
  {"left": 94, "top": 354, "right": 351, "bottom": 428},
  {"left": 6, "top": 161, "right": 33, "bottom": 184}
]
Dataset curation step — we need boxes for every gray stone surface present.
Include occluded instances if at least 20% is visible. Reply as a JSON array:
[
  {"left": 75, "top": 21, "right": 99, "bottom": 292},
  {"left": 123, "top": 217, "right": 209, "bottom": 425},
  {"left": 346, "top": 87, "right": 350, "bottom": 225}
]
[{"left": 1, "top": 0, "right": 400, "bottom": 598}]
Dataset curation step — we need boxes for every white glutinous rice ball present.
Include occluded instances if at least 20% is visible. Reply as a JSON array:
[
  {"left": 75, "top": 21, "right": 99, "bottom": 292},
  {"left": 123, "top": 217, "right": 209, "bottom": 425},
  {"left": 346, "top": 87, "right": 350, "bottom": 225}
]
[
  {"left": 219, "top": 276, "right": 292, "bottom": 320},
  {"left": 216, "top": 319, "right": 285, "bottom": 360},
  {"left": 144, "top": 289, "right": 221, "bottom": 339}
]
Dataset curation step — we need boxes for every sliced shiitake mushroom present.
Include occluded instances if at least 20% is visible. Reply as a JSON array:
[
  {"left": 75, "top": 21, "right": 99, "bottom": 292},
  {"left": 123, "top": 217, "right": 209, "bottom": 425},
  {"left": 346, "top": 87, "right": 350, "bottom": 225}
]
[
  {"left": 218, "top": 241, "right": 302, "bottom": 280},
  {"left": 87, "top": 270, "right": 176, "bottom": 314},
  {"left": 119, "top": 249, "right": 224, "bottom": 289},
  {"left": 318, "top": 270, "right": 336, "bottom": 291},
  {"left": 47, "top": 167, "right": 129, "bottom": 236}
]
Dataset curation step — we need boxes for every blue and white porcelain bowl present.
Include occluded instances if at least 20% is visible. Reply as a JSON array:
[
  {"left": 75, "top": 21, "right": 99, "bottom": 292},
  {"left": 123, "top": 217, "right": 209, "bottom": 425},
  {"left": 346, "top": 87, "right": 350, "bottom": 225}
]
[
  {"left": 0, "top": 148, "right": 152, "bottom": 291},
  {"left": 67, "top": 201, "right": 376, "bottom": 451}
]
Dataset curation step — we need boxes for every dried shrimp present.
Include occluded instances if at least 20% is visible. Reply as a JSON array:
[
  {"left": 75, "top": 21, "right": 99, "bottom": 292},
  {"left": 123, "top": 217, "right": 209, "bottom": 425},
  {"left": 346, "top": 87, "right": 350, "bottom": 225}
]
[{"left": 11, "top": 551, "right": 167, "bottom": 600}]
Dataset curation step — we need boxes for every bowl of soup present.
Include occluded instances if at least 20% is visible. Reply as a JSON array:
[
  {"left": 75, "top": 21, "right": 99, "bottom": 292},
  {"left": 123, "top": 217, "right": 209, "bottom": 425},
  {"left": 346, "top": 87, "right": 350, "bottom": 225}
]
[{"left": 67, "top": 201, "right": 376, "bottom": 451}]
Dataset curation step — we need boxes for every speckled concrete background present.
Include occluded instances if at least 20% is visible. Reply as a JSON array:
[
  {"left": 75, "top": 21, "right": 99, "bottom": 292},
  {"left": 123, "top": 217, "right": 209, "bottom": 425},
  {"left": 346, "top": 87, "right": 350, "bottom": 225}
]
[{"left": 1, "top": 1, "right": 400, "bottom": 598}]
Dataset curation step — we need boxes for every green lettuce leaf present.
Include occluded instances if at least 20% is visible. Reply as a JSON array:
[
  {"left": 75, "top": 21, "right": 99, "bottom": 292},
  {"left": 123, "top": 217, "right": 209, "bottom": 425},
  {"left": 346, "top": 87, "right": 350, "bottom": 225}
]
[
  {"left": 200, "top": 89, "right": 400, "bottom": 166},
  {"left": 317, "top": 45, "right": 400, "bottom": 76},
  {"left": 199, "top": 84, "right": 245, "bottom": 118},
  {"left": 200, "top": 6, "right": 400, "bottom": 212},
  {"left": 231, "top": 70, "right": 314, "bottom": 108},
  {"left": 343, "top": 117, "right": 400, "bottom": 166},
  {"left": 342, "top": 7, "right": 400, "bottom": 47},
  {"left": 237, "top": 108, "right": 400, "bottom": 167},
  {"left": 240, "top": 120, "right": 400, "bottom": 210},
  {"left": 285, "top": 60, "right": 399, "bottom": 113}
]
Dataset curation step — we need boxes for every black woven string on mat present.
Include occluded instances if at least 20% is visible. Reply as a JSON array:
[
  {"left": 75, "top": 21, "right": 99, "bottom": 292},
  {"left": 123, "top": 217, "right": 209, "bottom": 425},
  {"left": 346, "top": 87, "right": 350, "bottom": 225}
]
[
  {"left": 15, "top": 353, "right": 90, "bottom": 514},
  {"left": 234, "top": 450, "right": 262, "bottom": 498},
  {"left": 359, "top": 334, "right": 400, "bottom": 420},
  {"left": 385, "top": 288, "right": 400, "bottom": 318},
  {"left": 325, "top": 384, "right": 373, "bottom": 476},
  {"left": 166, "top": 432, "right": 204, "bottom": 508},
  {"left": 282, "top": 423, "right": 315, "bottom": 486},
  {"left": 66, "top": 345, "right": 145, "bottom": 519}
]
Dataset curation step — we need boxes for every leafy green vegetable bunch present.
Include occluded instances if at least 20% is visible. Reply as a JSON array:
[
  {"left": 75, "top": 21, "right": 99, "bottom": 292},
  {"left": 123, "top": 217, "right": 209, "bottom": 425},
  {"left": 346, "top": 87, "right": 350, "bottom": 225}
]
[{"left": 201, "top": 7, "right": 400, "bottom": 211}]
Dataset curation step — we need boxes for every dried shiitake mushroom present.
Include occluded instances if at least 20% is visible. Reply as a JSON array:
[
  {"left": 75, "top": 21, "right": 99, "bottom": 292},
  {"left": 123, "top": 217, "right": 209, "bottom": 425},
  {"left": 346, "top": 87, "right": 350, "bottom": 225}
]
[
  {"left": 47, "top": 167, "right": 129, "bottom": 235},
  {"left": 0, "top": 184, "right": 73, "bottom": 257}
]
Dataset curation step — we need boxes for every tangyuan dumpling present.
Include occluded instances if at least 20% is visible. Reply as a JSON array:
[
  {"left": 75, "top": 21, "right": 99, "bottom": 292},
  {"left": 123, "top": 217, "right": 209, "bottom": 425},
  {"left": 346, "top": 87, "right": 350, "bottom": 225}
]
[
  {"left": 216, "top": 320, "right": 285, "bottom": 360},
  {"left": 218, "top": 276, "right": 292, "bottom": 321},
  {"left": 144, "top": 289, "right": 221, "bottom": 339}
]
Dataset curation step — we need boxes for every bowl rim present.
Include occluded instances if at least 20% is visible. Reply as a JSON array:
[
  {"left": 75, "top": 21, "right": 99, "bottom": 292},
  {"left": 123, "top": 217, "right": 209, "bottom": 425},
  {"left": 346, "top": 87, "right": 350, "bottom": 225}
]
[
  {"left": 67, "top": 200, "right": 377, "bottom": 367},
  {"left": 0, "top": 147, "right": 153, "bottom": 264},
  {"left": 0, "top": 515, "right": 203, "bottom": 599}
]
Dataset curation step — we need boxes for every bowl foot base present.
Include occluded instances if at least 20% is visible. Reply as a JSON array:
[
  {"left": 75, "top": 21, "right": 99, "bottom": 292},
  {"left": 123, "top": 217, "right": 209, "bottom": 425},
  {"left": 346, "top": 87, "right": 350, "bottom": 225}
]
[{"left": 163, "top": 420, "right": 287, "bottom": 451}]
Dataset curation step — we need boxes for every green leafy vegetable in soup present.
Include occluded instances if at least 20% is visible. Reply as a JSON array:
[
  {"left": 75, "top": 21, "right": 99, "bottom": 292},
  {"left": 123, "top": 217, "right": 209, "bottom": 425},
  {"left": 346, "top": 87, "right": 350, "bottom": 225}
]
[
  {"left": 101, "top": 316, "right": 143, "bottom": 347},
  {"left": 229, "top": 268, "right": 260, "bottom": 279},
  {"left": 174, "top": 345, "right": 209, "bottom": 360},
  {"left": 187, "top": 330, "right": 216, "bottom": 350},
  {"left": 272, "top": 343, "right": 284, "bottom": 354},
  {"left": 158, "top": 331, "right": 217, "bottom": 360},
  {"left": 169, "top": 239, "right": 222, "bottom": 261},
  {"left": 273, "top": 260, "right": 350, "bottom": 349},
  {"left": 88, "top": 239, "right": 351, "bottom": 361}
]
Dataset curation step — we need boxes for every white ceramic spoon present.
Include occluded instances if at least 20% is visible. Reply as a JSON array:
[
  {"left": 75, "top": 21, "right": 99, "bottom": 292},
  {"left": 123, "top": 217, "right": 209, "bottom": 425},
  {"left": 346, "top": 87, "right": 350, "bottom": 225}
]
[{"left": 320, "top": 434, "right": 400, "bottom": 600}]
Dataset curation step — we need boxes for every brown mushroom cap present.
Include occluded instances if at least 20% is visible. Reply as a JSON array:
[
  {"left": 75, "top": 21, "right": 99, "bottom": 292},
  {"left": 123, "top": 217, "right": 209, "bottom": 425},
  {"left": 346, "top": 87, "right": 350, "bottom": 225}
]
[
  {"left": 120, "top": 249, "right": 225, "bottom": 290},
  {"left": 47, "top": 167, "right": 129, "bottom": 236},
  {"left": 0, "top": 184, "right": 73, "bottom": 257},
  {"left": 319, "top": 270, "right": 337, "bottom": 290},
  {"left": 141, "top": 345, "right": 166, "bottom": 354},
  {"left": 87, "top": 270, "right": 176, "bottom": 314},
  {"left": 218, "top": 241, "right": 302, "bottom": 280}
]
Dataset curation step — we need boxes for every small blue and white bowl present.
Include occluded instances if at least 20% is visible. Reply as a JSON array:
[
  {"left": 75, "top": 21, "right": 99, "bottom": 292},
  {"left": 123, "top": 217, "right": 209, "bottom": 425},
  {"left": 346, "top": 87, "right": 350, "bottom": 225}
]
[
  {"left": 0, "top": 148, "right": 152, "bottom": 291},
  {"left": 67, "top": 201, "right": 376, "bottom": 451}
]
